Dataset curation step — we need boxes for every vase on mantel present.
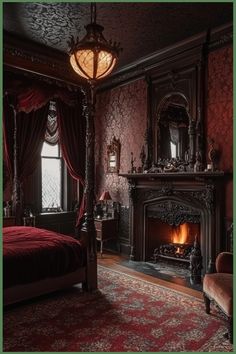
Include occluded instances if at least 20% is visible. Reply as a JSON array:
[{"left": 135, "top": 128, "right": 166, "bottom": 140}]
[{"left": 208, "top": 138, "right": 219, "bottom": 171}]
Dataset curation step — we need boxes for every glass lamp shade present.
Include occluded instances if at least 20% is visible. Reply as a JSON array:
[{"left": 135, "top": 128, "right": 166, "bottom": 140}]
[
  {"left": 70, "top": 49, "right": 117, "bottom": 80},
  {"left": 68, "top": 23, "right": 121, "bottom": 82}
]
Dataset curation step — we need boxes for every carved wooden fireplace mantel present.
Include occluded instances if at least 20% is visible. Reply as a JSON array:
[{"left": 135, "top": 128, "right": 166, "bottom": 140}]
[{"left": 120, "top": 171, "right": 225, "bottom": 275}]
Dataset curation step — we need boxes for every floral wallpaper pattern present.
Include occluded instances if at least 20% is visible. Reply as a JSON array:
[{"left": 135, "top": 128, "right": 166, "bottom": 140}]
[
  {"left": 95, "top": 79, "right": 147, "bottom": 205},
  {"left": 206, "top": 45, "right": 233, "bottom": 217},
  {"left": 206, "top": 45, "right": 233, "bottom": 171}
]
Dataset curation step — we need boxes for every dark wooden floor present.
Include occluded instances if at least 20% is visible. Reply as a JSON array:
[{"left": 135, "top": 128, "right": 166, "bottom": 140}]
[{"left": 97, "top": 251, "right": 203, "bottom": 300}]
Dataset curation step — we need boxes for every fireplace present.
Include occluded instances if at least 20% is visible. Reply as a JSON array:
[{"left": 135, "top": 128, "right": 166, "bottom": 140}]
[
  {"left": 120, "top": 172, "right": 225, "bottom": 277},
  {"left": 148, "top": 220, "right": 200, "bottom": 262},
  {"left": 146, "top": 201, "right": 201, "bottom": 263}
]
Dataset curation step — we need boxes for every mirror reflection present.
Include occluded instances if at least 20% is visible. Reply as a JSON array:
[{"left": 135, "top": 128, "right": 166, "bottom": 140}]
[{"left": 157, "top": 95, "right": 189, "bottom": 162}]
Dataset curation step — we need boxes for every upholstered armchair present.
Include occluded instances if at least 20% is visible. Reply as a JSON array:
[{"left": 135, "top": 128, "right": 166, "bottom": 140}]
[{"left": 203, "top": 252, "right": 233, "bottom": 343}]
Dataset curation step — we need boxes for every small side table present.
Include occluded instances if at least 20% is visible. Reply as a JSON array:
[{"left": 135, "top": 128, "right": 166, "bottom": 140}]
[
  {"left": 95, "top": 218, "right": 118, "bottom": 257},
  {"left": 23, "top": 216, "right": 36, "bottom": 227}
]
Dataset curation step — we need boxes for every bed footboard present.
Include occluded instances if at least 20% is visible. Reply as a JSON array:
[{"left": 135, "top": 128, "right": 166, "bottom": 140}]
[{"left": 4, "top": 267, "right": 87, "bottom": 306}]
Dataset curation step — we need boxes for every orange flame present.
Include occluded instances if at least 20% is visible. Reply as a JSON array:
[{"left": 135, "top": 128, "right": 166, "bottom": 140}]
[{"left": 172, "top": 223, "right": 189, "bottom": 244}]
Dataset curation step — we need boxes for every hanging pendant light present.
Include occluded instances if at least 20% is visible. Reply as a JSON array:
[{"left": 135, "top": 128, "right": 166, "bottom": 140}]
[{"left": 68, "top": 3, "right": 122, "bottom": 82}]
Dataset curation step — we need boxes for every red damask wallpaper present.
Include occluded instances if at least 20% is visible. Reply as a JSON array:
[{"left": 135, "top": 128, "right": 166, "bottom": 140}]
[
  {"left": 95, "top": 79, "right": 147, "bottom": 205},
  {"left": 95, "top": 45, "right": 233, "bottom": 219},
  {"left": 206, "top": 45, "right": 233, "bottom": 218}
]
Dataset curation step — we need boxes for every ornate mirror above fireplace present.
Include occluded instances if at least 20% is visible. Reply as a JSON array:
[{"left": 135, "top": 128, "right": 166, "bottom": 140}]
[
  {"left": 144, "top": 47, "right": 205, "bottom": 172},
  {"left": 156, "top": 93, "right": 190, "bottom": 163}
]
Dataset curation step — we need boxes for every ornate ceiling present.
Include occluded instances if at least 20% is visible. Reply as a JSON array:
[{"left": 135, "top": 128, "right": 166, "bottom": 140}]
[{"left": 3, "top": 2, "right": 232, "bottom": 72}]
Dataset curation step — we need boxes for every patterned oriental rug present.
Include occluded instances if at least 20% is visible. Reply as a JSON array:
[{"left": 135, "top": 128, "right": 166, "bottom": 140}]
[{"left": 4, "top": 266, "right": 233, "bottom": 352}]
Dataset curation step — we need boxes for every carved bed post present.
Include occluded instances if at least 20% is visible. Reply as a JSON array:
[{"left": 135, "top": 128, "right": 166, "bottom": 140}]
[
  {"left": 81, "top": 84, "right": 97, "bottom": 290},
  {"left": 10, "top": 99, "right": 22, "bottom": 225}
]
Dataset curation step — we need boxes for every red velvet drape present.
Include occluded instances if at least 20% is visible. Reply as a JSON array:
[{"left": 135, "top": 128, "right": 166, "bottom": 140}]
[
  {"left": 3, "top": 97, "right": 49, "bottom": 182},
  {"left": 56, "top": 98, "right": 86, "bottom": 227},
  {"left": 16, "top": 104, "right": 49, "bottom": 182}
]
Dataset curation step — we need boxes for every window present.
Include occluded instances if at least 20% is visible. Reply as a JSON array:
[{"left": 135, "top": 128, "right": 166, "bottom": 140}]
[
  {"left": 41, "top": 142, "right": 62, "bottom": 212},
  {"left": 40, "top": 101, "right": 75, "bottom": 214}
]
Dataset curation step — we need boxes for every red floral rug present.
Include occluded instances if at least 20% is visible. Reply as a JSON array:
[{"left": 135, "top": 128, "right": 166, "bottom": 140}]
[{"left": 4, "top": 266, "right": 233, "bottom": 352}]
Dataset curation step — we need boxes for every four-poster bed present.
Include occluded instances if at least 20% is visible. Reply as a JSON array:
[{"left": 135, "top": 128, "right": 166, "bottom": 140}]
[
  {"left": 3, "top": 3, "right": 121, "bottom": 304},
  {"left": 3, "top": 73, "right": 97, "bottom": 305}
]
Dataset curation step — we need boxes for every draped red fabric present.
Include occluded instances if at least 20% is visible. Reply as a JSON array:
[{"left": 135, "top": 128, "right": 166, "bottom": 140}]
[
  {"left": 56, "top": 98, "right": 86, "bottom": 227},
  {"left": 17, "top": 85, "right": 78, "bottom": 113},
  {"left": 4, "top": 71, "right": 86, "bottom": 228},
  {"left": 3, "top": 98, "right": 49, "bottom": 181},
  {"left": 17, "top": 86, "right": 53, "bottom": 113},
  {"left": 16, "top": 104, "right": 49, "bottom": 182},
  {"left": 4, "top": 71, "right": 78, "bottom": 113}
]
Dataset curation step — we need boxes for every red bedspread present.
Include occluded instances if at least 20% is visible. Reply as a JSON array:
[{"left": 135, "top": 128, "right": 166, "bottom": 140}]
[{"left": 3, "top": 226, "right": 85, "bottom": 289}]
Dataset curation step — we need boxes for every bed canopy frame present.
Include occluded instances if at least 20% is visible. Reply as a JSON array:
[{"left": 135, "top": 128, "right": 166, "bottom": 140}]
[{"left": 3, "top": 68, "right": 98, "bottom": 291}]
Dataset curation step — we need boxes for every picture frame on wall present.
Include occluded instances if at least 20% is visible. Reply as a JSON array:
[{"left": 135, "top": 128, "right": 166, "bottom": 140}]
[{"left": 107, "top": 137, "right": 121, "bottom": 173}]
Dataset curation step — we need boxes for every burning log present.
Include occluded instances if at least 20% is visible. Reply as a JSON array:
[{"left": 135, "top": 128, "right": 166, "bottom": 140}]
[{"left": 154, "top": 243, "right": 193, "bottom": 262}]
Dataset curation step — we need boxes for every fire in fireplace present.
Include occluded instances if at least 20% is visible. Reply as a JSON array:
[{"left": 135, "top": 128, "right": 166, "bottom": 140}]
[
  {"left": 172, "top": 223, "right": 189, "bottom": 244},
  {"left": 146, "top": 218, "right": 200, "bottom": 262},
  {"left": 155, "top": 223, "right": 196, "bottom": 262}
]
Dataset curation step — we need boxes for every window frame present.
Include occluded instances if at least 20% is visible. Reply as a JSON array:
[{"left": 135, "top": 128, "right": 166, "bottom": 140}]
[{"left": 40, "top": 141, "right": 64, "bottom": 213}]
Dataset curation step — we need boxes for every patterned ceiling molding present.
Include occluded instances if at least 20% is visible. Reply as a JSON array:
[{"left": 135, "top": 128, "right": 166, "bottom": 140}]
[
  {"left": 99, "top": 31, "right": 207, "bottom": 92},
  {"left": 99, "top": 22, "right": 232, "bottom": 91},
  {"left": 3, "top": 21, "right": 232, "bottom": 91},
  {"left": 3, "top": 32, "right": 82, "bottom": 87}
]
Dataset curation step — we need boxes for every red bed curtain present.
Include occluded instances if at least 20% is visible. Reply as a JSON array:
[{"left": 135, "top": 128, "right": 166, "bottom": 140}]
[
  {"left": 56, "top": 97, "right": 86, "bottom": 227},
  {"left": 16, "top": 105, "right": 50, "bottom": 182},
  {"left": 3, "top": 73, "right": 86, "bottom": 228}
]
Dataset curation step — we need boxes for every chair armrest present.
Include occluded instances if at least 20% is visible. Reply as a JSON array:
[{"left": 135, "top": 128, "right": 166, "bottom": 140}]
[{"left": 216, "top": 252, "right": 233, "bottom": 274}]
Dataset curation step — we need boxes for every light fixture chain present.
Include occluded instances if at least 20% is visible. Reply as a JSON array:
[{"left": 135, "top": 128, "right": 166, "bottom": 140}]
[
  {"left": 68, "top": 2, "right": 121, "bottom": 81},
  {"left": 91, "top": 3, "right": 96, "bottom": 24}
]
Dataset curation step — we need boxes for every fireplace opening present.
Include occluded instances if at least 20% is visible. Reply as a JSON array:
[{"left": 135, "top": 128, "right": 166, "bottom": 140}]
[{"left": 146, "top": 218, "right": 200, "bottom": 263}]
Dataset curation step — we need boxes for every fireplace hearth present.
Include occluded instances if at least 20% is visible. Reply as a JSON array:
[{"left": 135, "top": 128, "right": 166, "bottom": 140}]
[
  {"left": 155, "top": 242, "right": 193, "bottom": 261},
  {"left": 120, "top": 172, "right": 225, "bottom": 278}
]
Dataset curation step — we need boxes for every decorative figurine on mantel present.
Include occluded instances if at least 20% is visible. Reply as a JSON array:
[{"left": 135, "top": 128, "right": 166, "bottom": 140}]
[
  {"left": 208, "top": 138, "right": 219, "bottom": 171},
  {"left": 194, "top": 151, "right": 203, "bottom": 172}
]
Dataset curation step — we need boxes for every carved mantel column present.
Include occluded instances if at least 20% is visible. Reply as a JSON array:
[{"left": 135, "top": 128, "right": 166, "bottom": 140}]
[
  {"left": 188, "top": 120, "right": 196, "bottom": 169},
  {"left": 143, "top": 75, "right": 153, "bottom": 170},
  {"left": 128, "top": 179, "right": 137, "bottom": 260}
]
